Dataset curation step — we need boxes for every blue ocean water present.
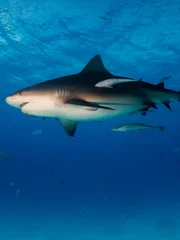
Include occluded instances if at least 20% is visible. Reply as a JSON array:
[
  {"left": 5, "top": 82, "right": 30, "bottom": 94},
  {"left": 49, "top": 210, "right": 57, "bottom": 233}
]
[{"left": 0, "top": 0, "right": 180, "bottom": 239}]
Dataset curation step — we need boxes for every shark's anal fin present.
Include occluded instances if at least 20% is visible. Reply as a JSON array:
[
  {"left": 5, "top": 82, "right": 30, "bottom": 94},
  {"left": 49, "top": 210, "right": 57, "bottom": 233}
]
[
  {"left": 65, "top": 98, "right": 114, "bottom": 111},
  {"left": 80, "top": 55, "right": 111, "bottom": 74},
  {"left": 59, "top": 118, "right": 78, "bottom": 137},
  {"left": 163, "top": 102, "right": 172, "bottom": 110}
]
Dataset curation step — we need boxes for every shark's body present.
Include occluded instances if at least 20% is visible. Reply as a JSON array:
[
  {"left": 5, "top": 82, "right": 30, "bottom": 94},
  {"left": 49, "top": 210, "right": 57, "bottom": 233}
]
[
  {"left": 112, "top": 123, "right": 164, "bottom": 132},
  {"left": 5, "top": 55, "right": 180, "bottom": 136}
]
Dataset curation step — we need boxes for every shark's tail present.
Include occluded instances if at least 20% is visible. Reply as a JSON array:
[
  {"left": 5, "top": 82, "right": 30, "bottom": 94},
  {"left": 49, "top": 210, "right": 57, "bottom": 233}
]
[
  {"left": 178, "top": 91, "right": 180, "bottom": 101},
  {"left": 161, "top": 90, "right": 180, "bottom": 110},
  {"left": 172, "top": 90, "right": 180, "bottom": 101}
]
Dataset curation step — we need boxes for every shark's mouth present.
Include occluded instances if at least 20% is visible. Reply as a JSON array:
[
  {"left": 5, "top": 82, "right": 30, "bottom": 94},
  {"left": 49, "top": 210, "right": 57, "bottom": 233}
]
[{"left": 19, "top": 102, "right": 29, "bottom": 109}]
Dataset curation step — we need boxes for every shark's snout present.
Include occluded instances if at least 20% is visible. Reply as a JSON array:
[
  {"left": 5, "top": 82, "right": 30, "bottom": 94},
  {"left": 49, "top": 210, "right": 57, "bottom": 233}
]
[
  {"left": 5, "top": 95, "right": 14, "bottom": 106},
  {"left": 5, "top": 93, "right": 24, "bottom": 108}
]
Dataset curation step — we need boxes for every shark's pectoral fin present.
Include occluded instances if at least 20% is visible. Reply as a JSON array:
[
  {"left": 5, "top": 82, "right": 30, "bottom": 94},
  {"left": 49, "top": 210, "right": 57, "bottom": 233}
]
[
  {"left": 95, "top": 78, "right": 137, "bottom": 88},
  {"left": 65, "top": 98, "right": 114, "bottom": 111},
  {"left": 59, "top": 118, "right": 78, "bottom": 137}
]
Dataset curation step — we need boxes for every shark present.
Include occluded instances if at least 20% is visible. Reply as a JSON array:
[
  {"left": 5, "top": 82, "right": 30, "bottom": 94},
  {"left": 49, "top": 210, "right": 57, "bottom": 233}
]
[{"left": 5, "top": 54, "right": 180, "bottom": 137}]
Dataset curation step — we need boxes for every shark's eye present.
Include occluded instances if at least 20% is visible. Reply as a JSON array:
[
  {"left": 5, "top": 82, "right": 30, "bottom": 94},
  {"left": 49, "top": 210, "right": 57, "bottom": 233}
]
[{"left": 19, "top": 91, "right": 22, "bottom": 95}]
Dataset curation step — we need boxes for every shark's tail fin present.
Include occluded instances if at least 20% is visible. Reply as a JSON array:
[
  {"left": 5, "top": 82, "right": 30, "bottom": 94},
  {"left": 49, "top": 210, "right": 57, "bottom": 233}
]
[
  {"left": 178, "top": 91, "right": 180, "bottom": 101},
  {"left": 159, "top": 126, "right": 165, "bottom": 132}
]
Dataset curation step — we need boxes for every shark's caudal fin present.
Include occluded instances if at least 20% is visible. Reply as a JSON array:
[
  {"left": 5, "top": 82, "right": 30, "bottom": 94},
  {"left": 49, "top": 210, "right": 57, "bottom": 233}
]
[
  {"left": 80, "top": 55, "right": 112, "bottom": 75},
  {"left": 59, "top": 118, "right": 78, "bottom": 137},
  {"left": 178, "top": 91, "right": 180, "bottom": 101}
]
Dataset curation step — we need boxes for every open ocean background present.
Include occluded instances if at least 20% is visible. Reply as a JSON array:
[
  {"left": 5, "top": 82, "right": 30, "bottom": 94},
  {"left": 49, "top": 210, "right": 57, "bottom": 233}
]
[{"left": 0, "top": 0, "right": 180, "bottom": 239}]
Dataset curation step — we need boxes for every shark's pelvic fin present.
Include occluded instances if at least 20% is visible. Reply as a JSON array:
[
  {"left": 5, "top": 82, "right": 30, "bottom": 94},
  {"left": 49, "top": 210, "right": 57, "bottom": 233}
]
[
  {"left": 80, "top": 55, "right": 111, "bottom": 74},
  {"left": 65, "top": 98, "right": 114, "bottom": 111},
  {"left": 95, "top": 78, "right": 137, "bottom": 88},
  {"left": 144, "top": 101, "right": 158, "bottom": 109},
  {"left": 59, "top": 118, "right": 78, "bottom": 137},
  {"left": 128, "top": 106, "right": 152, "bottom": 116}
]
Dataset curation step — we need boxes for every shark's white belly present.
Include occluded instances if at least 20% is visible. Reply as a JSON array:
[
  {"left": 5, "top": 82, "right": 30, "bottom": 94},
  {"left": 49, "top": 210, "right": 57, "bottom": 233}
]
[
  {"left": 21, "top": 101, "right": 143, "bottom": 121},
  {"left": 56, "top": 104, "right": 143, "bottom": 120}
]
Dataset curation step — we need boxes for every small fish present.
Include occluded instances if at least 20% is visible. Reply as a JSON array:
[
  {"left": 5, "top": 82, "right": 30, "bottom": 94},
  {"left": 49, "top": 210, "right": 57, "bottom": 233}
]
[
  {"left": 95, "top": 78, "right": 138, "bottom": 88},
  {"left": 0, "top": 150, "right": 14, "bottom": 160},
  {"left": 125, "top": 213, "right": 135, "bottom": 219},
  {"left": 159, "top": 76, "right": 171, "bottom": 83},
  {"left": 32, "top": 130, "right": 42, "bottom": 135},
  {"left": 60, "top": 180, "right": 64, "bottom": 185},
  {"left": 99, "top": 16, "right": 112, "bottom": 21},
  {"left": 40, "top": 47, "right": 48, "bottom": 56},
  {"left": 48, "top": 164, "right": 55, "bottom": 176},
  {"left": 16, "top": 189, "right": 20, "bottom": 196},
  {"left": 173, "top": 148, "right": 179, "bottom": 152},
  {"left": 9, "top": 182, "right": 15, "bottom": 186},
  {"left": 112, "top": 123, "right": 164, "bottom": 132}
]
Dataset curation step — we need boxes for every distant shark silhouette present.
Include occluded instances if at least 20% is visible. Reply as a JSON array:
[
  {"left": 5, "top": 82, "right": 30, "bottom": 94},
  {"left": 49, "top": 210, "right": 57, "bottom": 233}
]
[{"left": 5, "top": 55, "right": 180, "bottom": 137}]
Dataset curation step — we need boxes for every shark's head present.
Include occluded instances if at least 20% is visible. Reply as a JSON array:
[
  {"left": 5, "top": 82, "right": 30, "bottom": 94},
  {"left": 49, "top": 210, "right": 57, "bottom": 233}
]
[
  {"left": 5, "top": 84, "right": 59, "bottom": 117},
  {"left": 5, "top": 87, "right": 33, "bottom": 109}
]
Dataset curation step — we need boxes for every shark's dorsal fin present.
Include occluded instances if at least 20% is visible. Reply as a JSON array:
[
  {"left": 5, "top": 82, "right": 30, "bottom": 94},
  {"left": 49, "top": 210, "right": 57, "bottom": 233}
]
[
  {"left": 59, "top": 118, "right": 78, "bottom": 137},
  {"left": 80, "top": 55, "right": 110, "bottom": 74},
  {"left": 156, "top": 82, "right": 164, "bottom": 89}
]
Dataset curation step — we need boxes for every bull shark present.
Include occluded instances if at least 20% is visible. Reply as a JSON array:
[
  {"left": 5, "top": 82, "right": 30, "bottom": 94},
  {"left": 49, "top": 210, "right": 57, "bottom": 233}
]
[{"left": 5, "top": 54, "right": 180, "bottom": 137}]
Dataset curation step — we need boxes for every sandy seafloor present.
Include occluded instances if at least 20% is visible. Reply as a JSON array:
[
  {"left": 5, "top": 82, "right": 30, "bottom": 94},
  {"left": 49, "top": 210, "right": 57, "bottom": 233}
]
[{"left": 0, "top": 202, "right": 180, "bottom": 239}]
